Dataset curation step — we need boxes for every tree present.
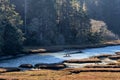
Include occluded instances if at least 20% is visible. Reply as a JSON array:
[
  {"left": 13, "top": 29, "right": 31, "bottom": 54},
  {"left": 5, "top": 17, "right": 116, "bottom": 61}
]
[
  {"left": 0, "top": 0, "right": 24, "bottom": 55},
  {"left": 56, "top": 0, "right": 91, "bottom": 44},
  {"left": 87, "top": 32, "right": 103, "bottom": 44},
  {"left": 27, "top": 0, "right": 58, "bottom": 46}
]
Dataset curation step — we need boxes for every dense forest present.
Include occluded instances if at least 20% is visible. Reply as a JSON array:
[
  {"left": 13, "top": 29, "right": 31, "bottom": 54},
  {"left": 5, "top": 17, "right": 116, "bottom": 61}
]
[
  {"left": 0, "top": 0, "right": 119, "bottom": 55},
  {"left": 10, "top": 0, "right": 120, "bottom": 36}
]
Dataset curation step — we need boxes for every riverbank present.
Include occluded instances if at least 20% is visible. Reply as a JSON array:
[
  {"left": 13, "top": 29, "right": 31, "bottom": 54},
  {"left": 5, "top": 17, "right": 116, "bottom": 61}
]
[
  {"left": 24, "top": 40, "right": 120, "bottom": 53},
  {"left": 0, "top": 40, "right": 120, "bottom": 62},
  {"left": 0, "top": 51, "right": 120, "bottom": 80}
]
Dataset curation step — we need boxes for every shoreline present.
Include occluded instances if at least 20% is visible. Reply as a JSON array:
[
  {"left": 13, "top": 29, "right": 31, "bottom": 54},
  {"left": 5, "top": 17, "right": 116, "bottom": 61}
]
[
  {"left": 24, "top": 40, "right": 120, "bottom": 53},
  {"left": 0, "top": 51, "right": 120, "bottom": 77},
  {"left": 0, "top": 49, "right": 120, "bottom": 76},
  {"left": 0, "top": 40, "right": 120, "bottom": 61}
]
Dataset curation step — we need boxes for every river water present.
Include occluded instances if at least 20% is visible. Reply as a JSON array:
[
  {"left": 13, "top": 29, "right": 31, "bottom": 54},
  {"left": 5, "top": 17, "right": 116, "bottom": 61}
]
[{"left": 0, "top": 45, "right": 120, "bottom": 67}]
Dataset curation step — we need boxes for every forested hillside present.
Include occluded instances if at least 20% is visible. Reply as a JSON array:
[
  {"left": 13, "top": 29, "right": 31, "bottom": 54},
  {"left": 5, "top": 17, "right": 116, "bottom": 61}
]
[
  {"left": 10, "top": 0, "right": 95, "bottom": 46},
  {"left": 10, "top": 0, "right": 119, "bottom": 45},
  {"left": 0, "top": 0, "right": 119, "bottom": 55},
  {"left": 78, "top": 0, "right": 120, "bottom": 36},
  {"left": 11, "top": 0, "right": 120, "bottom": 35}
]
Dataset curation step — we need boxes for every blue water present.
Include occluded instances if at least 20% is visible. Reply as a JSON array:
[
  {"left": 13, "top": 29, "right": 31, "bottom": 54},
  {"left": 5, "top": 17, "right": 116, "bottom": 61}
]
[{"left": 0, "top": 45, "right": 120, "bottom": 67}]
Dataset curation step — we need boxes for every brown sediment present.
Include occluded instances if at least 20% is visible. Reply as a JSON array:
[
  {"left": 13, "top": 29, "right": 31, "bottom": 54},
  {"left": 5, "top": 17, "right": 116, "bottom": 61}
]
[
  {"left": 64, "top": 58, "right": 101, "bottom": 63},
  {"left": 90, "top": 54, "right": 113, "bottom": 58}
]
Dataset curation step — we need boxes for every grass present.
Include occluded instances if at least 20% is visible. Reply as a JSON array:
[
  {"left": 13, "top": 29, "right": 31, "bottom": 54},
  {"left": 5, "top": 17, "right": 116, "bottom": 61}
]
[
  {"left": 64, "top": 58, "right": 101, "bottom": 63},
  {"left": 84, "top": 65, "right": 120, "bottom": 68},
  {"left": 0, "top": 69, "right": 120, "bottom": 80}
]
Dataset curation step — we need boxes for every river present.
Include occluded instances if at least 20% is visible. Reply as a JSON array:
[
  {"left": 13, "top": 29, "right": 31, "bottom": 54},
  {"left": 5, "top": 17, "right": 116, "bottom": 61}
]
[{"left": 0, "top": 45, "right": 120, "bottom": 67}]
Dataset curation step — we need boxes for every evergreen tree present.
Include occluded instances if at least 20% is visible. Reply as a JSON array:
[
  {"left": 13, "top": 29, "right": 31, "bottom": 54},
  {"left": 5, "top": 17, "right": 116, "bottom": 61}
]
[
  {"left": 27, "top": 0, "right": 57, "bottom": 46},
  {"left": 56, "top": 0, "right": 91, "bottom": 44},
  {"left": 87, "top": 32, "right": 103, "bottom": 44},
  {"left": 9, "top": 0, "right": 105, "bottom": 46},
  {"left": 0, "top": 0, "right": 24, "bottom": 55}
]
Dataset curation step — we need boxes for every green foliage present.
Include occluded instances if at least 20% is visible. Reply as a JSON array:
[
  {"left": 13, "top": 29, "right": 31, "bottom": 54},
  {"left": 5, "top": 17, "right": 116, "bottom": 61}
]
[
  {"left": 2, "top": 20, "right": 24, "bottom": 55},
  {"left": 10, "top": 0, "right": 104, "bottom": 46},
  {"left": 77, "top": 0, "right": 120, "bottom": 36},
  {"left": 87, "top": 32, "right": 103, "bottom": 44},
  {"left": 0, "top": 0, "right": 24, "bottom": 55},
  {"left": 27, "top": 0, "right": 57, "bottom": 46},
  {"left": 56, "top": 0, "right": 91, "bottom": 44}
]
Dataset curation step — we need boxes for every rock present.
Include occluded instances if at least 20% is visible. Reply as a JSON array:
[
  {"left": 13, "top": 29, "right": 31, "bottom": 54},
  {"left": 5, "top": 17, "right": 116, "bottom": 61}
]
[
  {"left": 19, "top": 64, "right": 33, "bottom": 68},
  {"left": 34, "top": 63, "right": 66, "bottom": 70}
]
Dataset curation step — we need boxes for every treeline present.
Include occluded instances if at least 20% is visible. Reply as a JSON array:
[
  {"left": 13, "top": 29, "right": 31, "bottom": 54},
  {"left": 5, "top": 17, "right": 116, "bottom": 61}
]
[
  {"left": 0, "top": 0, "right": 117, "bottom": 55},
  {"left": 12, "top": 0, "right": 104, "bottom": 46},
  {"left": 10, "top": 0, "right": 120, "bottom": 36},
  {"left": 26, "top": 0, "right": 92, "bottom": 46},
  {"left": 78, "top": 0, "right": 120, "bottom": 36}
]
